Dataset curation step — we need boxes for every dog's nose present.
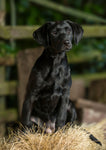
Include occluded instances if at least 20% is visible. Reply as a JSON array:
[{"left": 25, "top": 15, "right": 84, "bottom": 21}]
[{"left": 64, "top": 40, "right": 70, "bottom": 45}]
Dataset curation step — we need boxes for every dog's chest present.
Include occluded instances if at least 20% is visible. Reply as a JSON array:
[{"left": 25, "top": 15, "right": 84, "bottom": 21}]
[
  {"left": 51, "top": 53, "right": 71, "bottom": 87},
  {"left": 45, "top": 54, "right": 71, "bottom": 113},
  {"left": 38, "top": 53, "right": 71, "bottom": 114}
]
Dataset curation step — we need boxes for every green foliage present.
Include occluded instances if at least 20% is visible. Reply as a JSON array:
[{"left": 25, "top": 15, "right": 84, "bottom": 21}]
[
  {"left": 0, "top": 42, "right": 18, "bottom": 57},
  {"left": 1, "top": 0, "right": 106, "bottom": 73},
  {"left": 67, "top": 38, "right": 106, "bottom": 73},
  {"left": 84, "top": 3, "right": 104, "bottom": 15}
]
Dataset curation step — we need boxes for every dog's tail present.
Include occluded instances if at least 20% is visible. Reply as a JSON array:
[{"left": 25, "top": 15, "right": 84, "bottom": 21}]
[
  {"left": 82, "top": 129, "right": 102, "bottom": 146},
  {"left": 89, "top": 133, "right": 102, "bottom": 146},
  {"left": 70, "top": 122, "right": 102, "bottom": 146}
]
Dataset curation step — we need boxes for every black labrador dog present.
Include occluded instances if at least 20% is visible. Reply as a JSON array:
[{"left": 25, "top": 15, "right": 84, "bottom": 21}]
[
  {"left": 21, "top": 20, "right": 80, "bottom": 133},
  {"left": 21, "top": 20, "right": 101, "bottom": 145}
]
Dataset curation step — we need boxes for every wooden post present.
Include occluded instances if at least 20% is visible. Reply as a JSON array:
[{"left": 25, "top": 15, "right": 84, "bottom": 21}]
[
  {"left": 0, "top": 0, "right": 5, "bottom": 26},
  {"left": 0, "top": 0, "right": 6, "bottom": 137},
  {"left": 0, "top": 67, "right": 6, "bottom": 136},
  {"left": 10, "top": 0, "right": 16, "bottom": 48}
]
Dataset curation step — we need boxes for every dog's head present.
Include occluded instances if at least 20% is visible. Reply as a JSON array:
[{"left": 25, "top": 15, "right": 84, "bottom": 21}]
[{"left": 33, "top": 20, "right": 83, "bottom": 53}]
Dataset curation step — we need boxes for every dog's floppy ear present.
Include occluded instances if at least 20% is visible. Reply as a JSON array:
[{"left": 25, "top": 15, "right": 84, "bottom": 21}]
[
  {"left": 33, "top": 22, "right": 53, "bottom": 46},
  {"left": 66, "top": 20, "right": 83, "bottom": 44}
]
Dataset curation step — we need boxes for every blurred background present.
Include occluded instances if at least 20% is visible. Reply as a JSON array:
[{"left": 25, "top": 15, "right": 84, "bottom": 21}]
[{"left": 0, "top": 0, "right": 106, "bottom": 136}]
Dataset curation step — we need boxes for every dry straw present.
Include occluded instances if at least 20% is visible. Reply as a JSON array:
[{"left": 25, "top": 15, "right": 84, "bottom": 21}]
[{"left": 0, "top": 119, "right": 106, "bottom": 150}]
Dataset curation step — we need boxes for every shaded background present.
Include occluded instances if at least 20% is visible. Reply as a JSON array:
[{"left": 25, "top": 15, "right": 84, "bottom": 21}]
[{"left": 0, "top": 0, "right": 106, "bottom": 136}]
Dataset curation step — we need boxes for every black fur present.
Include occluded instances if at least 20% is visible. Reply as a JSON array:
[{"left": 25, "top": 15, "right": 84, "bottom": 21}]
[
  {"left": 21, "top": 20, "right": 102, "bottom": 145},
  {"left": 21, "top": 20, "right": 82, "bottom": 130},
  {"left": 89, "top": 134, "right": 102, "bottom": 146},
  {"left": 82, "top": 128, "right": 102, "bottom": 146}
]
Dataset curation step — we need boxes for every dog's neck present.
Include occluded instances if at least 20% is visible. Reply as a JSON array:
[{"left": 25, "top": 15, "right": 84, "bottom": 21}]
[{"left": 44, "top": 48, "right": 66, "bottom": 59}]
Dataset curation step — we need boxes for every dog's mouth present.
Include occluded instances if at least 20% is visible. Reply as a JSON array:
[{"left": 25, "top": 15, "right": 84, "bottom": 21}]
[
  {"left": 62, "top": 41, "right": 72, "bottom": 51},
  {"left": 65, "top": 43, "right": 72, "bottom": 50},
  {"left": 50, "top": 39, "right": 72, "bottom": 54},
  {"left": 55, "top": 43, "right": 72, "bottom": 53}
]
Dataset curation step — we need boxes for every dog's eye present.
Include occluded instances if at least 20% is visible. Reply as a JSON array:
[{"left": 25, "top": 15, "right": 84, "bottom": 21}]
[
  {"left": 67, "top": 29, "right": 71, "bottom": 34},
  {"left": 65, "top": 27, "right": 71, "bottom": 34},
  {"left": 51, "top": 31, "right": 57, "bottom": 36}
]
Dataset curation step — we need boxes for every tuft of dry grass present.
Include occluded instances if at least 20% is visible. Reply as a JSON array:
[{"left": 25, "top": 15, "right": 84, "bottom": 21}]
[{"left": 0, "top": 120, "right": 106, "bottom": 150}]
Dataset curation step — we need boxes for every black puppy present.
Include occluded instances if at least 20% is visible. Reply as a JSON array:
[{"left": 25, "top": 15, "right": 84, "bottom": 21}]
[
  {"left": 21, "top": 20, "right": 81, "bottom": 133},
  {"left": 21, "top": 20, "right": 102, "bottom": 145}
]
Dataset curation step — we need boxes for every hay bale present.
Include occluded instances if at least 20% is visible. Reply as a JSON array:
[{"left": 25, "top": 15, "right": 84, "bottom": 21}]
[{"left": 0, "top": 120, "right": 106, "bottom": 150}]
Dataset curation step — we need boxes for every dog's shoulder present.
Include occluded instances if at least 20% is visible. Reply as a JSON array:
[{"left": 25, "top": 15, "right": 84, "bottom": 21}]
[{"left": 33, "top": 50, "right": 52, "bottom": 69}]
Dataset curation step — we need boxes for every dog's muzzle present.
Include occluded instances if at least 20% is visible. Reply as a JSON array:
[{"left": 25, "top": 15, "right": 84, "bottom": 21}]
[{"left": 63, "top": 40, "right": 72, "bottom": 50}]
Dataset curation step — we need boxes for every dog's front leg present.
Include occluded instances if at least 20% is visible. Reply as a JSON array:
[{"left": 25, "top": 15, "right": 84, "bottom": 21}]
[
  {"left": 56, "top": 98, "right": 68, "bottom": 130},
  {"left": 67, "top": 100, "right": 77, "bottom": 124},
  {"left": 21, "top": 98, "right": 33, "bottom": 128}
]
